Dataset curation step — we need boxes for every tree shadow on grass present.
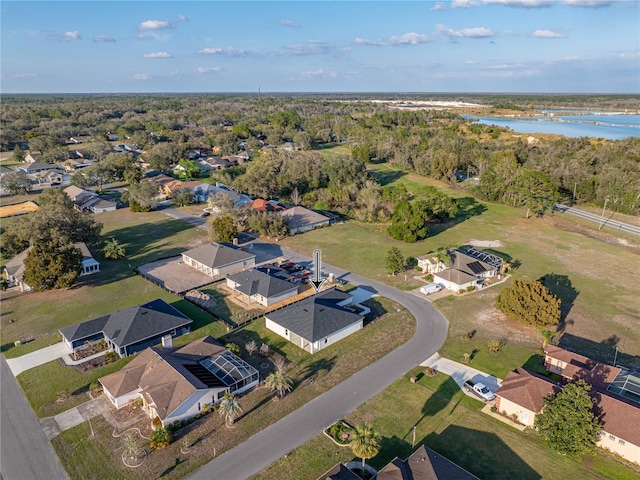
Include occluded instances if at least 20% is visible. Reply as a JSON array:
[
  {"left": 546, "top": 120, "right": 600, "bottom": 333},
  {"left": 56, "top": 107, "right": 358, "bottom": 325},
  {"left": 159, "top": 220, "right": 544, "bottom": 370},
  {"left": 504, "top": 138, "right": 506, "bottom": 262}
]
[
  {"left": 558, "top": 333, "right": 640, "bottom": 371},
  {"left": 430, "top": 197, "right": 487, "bottom": 237},
  {"left": 424, "top": 426, "right": 541, "bottom": 480},
  {"left": 300, "top": 356, "right": 336, "bottom": 384},
  {"left": 539, "top": 273, "right": 579, "bottom": 333}
]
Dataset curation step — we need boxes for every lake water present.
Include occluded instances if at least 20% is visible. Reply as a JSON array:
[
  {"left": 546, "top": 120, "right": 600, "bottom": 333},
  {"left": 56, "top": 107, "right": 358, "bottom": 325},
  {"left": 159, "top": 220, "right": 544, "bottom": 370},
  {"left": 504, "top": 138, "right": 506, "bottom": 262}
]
[{"left": 462, "top": 113, "right": 639, "bottom": 140}]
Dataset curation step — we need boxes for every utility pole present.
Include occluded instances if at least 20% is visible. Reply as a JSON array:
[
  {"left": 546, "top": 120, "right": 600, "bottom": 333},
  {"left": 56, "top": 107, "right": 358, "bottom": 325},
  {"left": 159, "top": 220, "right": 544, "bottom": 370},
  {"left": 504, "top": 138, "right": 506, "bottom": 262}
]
[
  {"left": 572, "top": 181, "right": 577, "bottom": 205},
  {"left": 599, "top": 197, "right": 609, "bottom": 230},
  {"left": 613, "top": 346, "right": 619, "bottom": 366}
]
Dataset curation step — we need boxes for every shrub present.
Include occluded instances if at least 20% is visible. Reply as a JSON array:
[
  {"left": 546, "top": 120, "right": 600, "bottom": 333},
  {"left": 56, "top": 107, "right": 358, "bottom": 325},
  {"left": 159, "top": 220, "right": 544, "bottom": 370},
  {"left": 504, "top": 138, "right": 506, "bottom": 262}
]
[
  {"left": 487, "top": 339, "right": 502, "bottom": 354},
  {"left": 89, "top": 381, "right": 102, "bottom": 394},
  {"left": 150, "top": 427, "right": 171, "bottom": 449},
  {"left": 461, "top": 353, "right": 471, "bottom": 364},
  {"left": 466, "top": 285, "right": 475, "bottom": 292},
  {"left": 133, "top": 397, "right": 143, "bottom": 409},
  {"left": 105, "top": 351, "right": 118, "bottom": 363},
  {"left": 458, "top": 289, "right": 464, "bottom": 294},
  {"left": 405, "top": 256, "right": 418, "bottom": 269},
  {"left": 425, "top": 274, "right": 434, "bottom": 282}
]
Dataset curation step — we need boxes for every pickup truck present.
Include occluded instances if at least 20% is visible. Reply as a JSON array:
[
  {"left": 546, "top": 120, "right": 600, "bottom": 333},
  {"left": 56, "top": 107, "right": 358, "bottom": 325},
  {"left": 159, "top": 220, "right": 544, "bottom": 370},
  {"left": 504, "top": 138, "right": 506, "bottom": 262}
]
[{"left": 463, "top": 380, "right": 496, "bottom": 402}]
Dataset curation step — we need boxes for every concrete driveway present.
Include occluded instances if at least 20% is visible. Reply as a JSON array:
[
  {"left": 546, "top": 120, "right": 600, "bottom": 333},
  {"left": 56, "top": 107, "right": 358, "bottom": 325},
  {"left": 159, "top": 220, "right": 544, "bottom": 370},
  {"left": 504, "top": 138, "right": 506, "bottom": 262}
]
[
  {"left": 6, "top": 342, "right": 71, "bottom": 376},
  {"left": 422, "top": 353, "right": 502, "bottom": 393},
  {"left": 40, "top": 396, "right": 112, "bottom": 440}
]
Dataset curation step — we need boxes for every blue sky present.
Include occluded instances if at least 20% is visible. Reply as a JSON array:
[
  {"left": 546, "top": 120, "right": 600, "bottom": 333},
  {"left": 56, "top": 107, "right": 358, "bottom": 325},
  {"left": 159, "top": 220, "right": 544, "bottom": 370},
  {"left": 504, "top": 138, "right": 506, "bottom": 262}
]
[{"left": 1, "top": 1, "right": 638, "bottom": 93}]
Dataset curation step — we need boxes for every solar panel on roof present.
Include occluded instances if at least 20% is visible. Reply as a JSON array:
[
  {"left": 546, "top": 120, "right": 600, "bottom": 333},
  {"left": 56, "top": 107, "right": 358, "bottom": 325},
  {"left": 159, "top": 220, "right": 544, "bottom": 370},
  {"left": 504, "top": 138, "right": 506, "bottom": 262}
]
[{"left": 467, "top": 261, "right": 486, "bottom": 275}]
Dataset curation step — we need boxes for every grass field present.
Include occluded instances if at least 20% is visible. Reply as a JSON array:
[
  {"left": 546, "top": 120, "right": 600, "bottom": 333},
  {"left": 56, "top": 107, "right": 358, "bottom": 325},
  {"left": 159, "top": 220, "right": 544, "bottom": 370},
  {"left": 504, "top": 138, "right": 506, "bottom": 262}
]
[
  {"left": 280, "top": 163, "right": 640, "bottom": 373},
  {"left": 1, "top": 209, "right": 213, "bottom": 357},
  {"left": 254, "top": 369, "right": 640, "bottom": 480},
  {"left": 50, "top": 297, "right": 416, "bottom": 480}
]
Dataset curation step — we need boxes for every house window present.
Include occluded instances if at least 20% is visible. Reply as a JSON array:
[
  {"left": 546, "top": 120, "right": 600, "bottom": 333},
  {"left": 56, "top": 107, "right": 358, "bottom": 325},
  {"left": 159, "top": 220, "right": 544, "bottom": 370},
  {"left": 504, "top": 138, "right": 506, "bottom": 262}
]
[
  {"left": 324, "top": 337, "right": 328, "bottom": 344},
  {"left": 198, "top": 402, "right": 201, "bottom": 411},
  {"left": 609, "top": 434, "right": 616, "bottom": 441},
  {"left": 171, "top": 329, "right": 177, "bottom": 336},
  {"left": 618, "top": 439, "right": 625, "bottom": 445}
]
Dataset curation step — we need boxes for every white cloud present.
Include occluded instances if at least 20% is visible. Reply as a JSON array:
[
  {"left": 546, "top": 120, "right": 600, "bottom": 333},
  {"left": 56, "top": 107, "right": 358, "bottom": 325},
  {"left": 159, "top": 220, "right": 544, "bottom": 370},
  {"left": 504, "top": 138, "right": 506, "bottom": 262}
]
[
  {"left": 280, "top": 19, "right": 300, "bottom": 28},
  {"left": 438, "top": 25, "right": 494, "bottom": 38},
  {"left": 430, "top": 2, "right": 445, "bottom": 10},
  {"left": 483, "top": 0, "right": 553, "bottom": 7},
  {"left": 532, "top": 29, "right": 566, "bottom": 38},
  {"left": 465, "top": 60, "right": 479, "bottom": 64},
  {"left": 355, "top": 32, "right": 435, "bottom": 46},
  {"left": 62, "top": 31, "right": 81, "bottom": 40},
  {"left": 198, "top": 47, "right": 250, "bottom": 57},
  {"left": 195, "top": 66, "right": 222, "bottom": 74},
  {"left": 563, "top": 0, "right": 612, "bottom": 7},
  {"left": 177, "top": 14, "right": 189, "bottom": 21},
  {"left": 452, "top": 0, "right": 479, "bottom": 7},
  {"left": 131, "top": 73, "right": 150, "bottom": 80},
  {"left": 138, "top": 20, "right": 172, "bottom": 31},
  {"left": 143, "top": 51, "right": 173, "bottom": 58},
  {"left": 93, "top": 35, "right": 116, "bottom": 43},
  {"left": 279, "top": 41, "right": 330, "bottom": 56},
  {"left": 293, "top": 68, "right": 338, "bottom": 80},
  {"left": 4, "top": 72, "right": 37, "bottom": 78}
]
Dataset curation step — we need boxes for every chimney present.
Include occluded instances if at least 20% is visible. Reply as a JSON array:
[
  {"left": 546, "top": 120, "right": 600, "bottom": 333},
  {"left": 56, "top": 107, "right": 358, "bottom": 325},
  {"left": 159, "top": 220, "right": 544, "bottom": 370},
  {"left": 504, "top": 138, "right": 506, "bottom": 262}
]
[{"left": 161, "top": 334, "right": 173, "bottom": 348}]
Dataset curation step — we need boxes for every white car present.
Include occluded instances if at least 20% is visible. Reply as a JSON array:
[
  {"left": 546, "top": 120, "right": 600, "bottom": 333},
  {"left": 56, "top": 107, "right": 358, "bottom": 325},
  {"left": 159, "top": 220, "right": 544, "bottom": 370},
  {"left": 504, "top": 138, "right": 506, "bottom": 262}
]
[{"left": 420, "top": 283, "right": 443, "bottom": 295}]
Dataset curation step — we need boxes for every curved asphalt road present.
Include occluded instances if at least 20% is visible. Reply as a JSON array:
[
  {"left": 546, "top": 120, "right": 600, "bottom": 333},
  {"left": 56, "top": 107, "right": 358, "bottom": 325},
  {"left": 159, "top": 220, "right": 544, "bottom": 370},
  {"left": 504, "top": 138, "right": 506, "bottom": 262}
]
[
  {"left": 1, "top": 355, "right": 68, "bottom": 480},
  {"left": 186, "top": 255, "right": 448, "bottom": 480}
]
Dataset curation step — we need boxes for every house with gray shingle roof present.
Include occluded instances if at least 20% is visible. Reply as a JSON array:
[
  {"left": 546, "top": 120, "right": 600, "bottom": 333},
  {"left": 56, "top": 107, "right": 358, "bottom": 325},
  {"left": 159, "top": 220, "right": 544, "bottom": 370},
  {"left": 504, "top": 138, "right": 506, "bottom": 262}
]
[
  {"left": 4, "top": 242, "right": 99, "bottom": 292},
  {"left": 226, "top": 269, "right": 299, "bottom": 307},
  {"left": 433, "top": 248, "right": 498, "bottom": 292},
  {"left": 279, "top": 206, "right": 330, "bottom": 235},
  {"left": 265, "top": 289, "right": 363, "bottom": 354},
  {"left": 181, "top": 242, "right": 255, "bottom": 279},
  {"left": 59, "top": 299, "right": 192, "bottom": 358}
]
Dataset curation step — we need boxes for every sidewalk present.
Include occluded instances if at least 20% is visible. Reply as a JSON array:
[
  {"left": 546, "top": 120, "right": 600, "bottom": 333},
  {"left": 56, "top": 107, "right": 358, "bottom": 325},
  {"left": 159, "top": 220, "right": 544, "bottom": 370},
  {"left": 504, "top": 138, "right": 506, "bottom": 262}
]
[
  {"left": 421, "top": 353, "right": 502, "bottom": 393},
  {"left": 6, "top": 342, "right": 71, "bottom": 376}
]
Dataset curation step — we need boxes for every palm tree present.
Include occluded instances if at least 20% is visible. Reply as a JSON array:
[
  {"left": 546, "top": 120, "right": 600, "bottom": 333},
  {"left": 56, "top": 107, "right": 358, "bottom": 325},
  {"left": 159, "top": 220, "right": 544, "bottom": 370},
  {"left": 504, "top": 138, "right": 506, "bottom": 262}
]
[
  {"left": 265, "top": 370, "right": 293, "bottom": 400},
  {"left": 432, "top": 247, "right": 450, "bottom": 272},
  {"left": 102, "top": 238, "right": 126, "bottom": 260},
  {"left": 218, "top": 392, "right": 242, "bottom": 428},
  {"left": 350, "top": 423, "right": 381, "bottom": 473}
]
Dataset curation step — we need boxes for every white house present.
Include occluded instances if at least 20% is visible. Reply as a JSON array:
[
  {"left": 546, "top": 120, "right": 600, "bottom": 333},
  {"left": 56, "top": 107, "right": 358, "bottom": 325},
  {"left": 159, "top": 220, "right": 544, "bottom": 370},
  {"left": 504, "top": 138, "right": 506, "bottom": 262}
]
[
  {"left": 182, "top": 243, "right": 255, "bottom": 279},
  {"left": 3, "top": 242, "right": 99, "bottom": 292},
  {"left": 226, "top": 269, "right": 299, "bottom": 307},
  {"left": 99, "top": 336, "right": 259, "bottom": 426},
  {"left": 265, "top": 289, "right": 363, "bottom": 354},
  {"left": 279, "top": 206, "right": 330, "bottom": 235},
  {"left": 433, "top": 248, "right": 499, "bottom": 292}
]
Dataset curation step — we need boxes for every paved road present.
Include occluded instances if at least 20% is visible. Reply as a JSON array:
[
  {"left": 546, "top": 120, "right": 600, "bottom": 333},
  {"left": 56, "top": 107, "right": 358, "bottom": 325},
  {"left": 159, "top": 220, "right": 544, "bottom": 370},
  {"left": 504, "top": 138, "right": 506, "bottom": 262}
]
[
  {"left": 186, "top": 247, "right": 449, "bottom": 480},
  {"left": 554, "top": 203, "right": 640, "bottom": 236},
  {"left": 0, "top": 356, "right": 68, "bottom": 480}
]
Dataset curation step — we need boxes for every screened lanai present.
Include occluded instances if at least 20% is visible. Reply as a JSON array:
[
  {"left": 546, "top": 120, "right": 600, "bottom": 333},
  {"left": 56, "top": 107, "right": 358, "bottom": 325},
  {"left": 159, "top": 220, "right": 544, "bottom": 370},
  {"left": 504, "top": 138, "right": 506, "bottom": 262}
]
[{"left": 200, "top": 351, "right": 259, "bottom": 394}]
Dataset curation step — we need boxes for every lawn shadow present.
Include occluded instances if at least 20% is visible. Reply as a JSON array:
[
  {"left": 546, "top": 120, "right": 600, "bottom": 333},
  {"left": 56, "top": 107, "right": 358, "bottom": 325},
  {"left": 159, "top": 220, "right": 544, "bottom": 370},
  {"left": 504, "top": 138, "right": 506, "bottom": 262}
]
[
  {"left": 424, "top": 425, "right": 541, "bottom": 480},
  {"left": 539, "top": 273, "right": 579, "bottom": 332},
  {"left": 300, "top": 355, "right": 336, "bottom": 383},
  {"left": 370, "top": 435, "right": 413, "bottom": 470},
  {"left": 558, "top": 333, "right": 640, "bottom": 370},
  {"left": 430, "top": 197, "right": 487, "bottom": 237},
  {"left": 374, "top": 169, "right": 406, "bottom": 186},
  {"left": 361, "top": 296, "right": 387, "bottom": 324}
]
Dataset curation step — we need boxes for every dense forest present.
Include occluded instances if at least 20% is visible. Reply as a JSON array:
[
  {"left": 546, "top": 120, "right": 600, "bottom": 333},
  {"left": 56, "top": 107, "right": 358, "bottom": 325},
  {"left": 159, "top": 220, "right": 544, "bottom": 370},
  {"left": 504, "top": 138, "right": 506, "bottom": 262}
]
[{"left": 1, "top": 93, "right": 639, "bottom": 218}]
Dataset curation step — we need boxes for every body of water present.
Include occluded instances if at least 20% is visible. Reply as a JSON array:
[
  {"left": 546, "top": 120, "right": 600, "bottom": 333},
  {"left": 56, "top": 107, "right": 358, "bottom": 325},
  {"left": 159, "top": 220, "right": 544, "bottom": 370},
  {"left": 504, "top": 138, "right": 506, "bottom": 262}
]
[{"left": 462, "top": 113, "right": 639, "bottom": 140}]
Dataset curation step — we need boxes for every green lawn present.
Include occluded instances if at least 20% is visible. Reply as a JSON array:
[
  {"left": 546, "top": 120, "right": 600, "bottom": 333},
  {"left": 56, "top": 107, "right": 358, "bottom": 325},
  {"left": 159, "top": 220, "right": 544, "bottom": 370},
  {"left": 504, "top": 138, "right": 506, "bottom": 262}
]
[
  {"left": 51, "top": 296, "right": 416, "bottom": 480},
  {"left": 254, "top": 370, "right": 640, "bottom": 480},
  {"left": 1, "top": 209, "right": 212, "bottom": 357},
  {"left": 280, "top": 165, "right": 640, "bottom": 372},
  {"left": 17, "top": 357, "right": 135, "bottom": 417}
]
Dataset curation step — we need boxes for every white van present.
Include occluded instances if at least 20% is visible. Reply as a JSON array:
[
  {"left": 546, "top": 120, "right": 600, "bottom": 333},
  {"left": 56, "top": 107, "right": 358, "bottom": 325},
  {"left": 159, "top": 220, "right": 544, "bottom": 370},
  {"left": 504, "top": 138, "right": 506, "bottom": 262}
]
[{"left": 420, "top": 283, "right": 443, "bottom": 295}]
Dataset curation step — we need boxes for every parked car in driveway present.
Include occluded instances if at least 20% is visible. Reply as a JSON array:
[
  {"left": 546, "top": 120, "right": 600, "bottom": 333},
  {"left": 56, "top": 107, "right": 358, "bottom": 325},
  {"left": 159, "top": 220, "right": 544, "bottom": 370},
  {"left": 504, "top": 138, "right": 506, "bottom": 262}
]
[
  {"left": 200, "top": 211, "right": 210, "bottom": 218},
  {"left": 463, "top": 379, "right": 496, "bottom": 402},
  {"left": 420, "top": 283, "right": 443, "bottom": 295}
]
